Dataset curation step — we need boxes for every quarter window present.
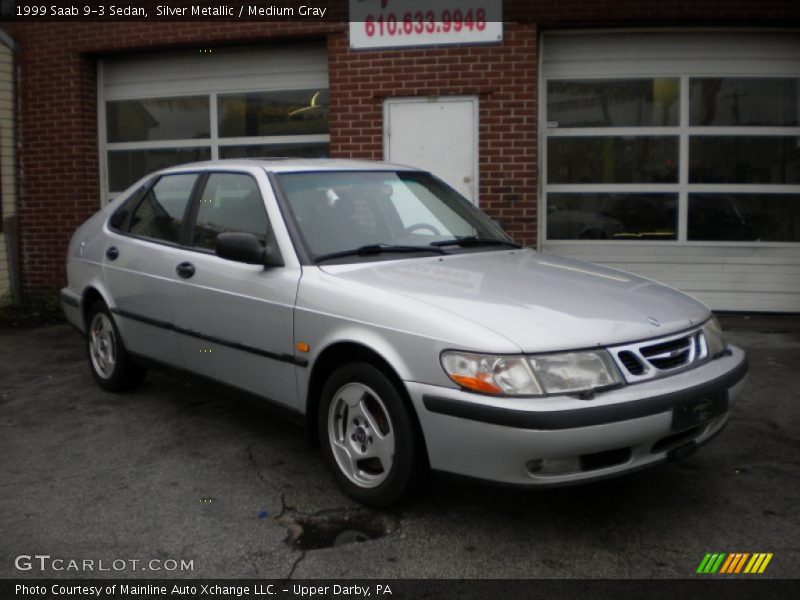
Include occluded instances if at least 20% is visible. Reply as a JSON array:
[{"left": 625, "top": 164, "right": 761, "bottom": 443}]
[
  {"left": 129, "top": 174, "right": 197, "bottom": 243},
  {"left": 192, "top": 173, "right": 269, "bottom": 250}
]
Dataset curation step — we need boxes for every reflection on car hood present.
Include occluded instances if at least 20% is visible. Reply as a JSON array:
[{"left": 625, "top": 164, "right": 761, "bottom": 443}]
[{"left": 319, "top": 249, "right": 711, "bottom": 352}]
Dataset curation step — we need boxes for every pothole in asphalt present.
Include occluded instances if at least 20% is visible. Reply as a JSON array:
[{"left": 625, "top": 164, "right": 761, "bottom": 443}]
[{"left": 278, "top": 508, "right": 399, "bottom": 550}]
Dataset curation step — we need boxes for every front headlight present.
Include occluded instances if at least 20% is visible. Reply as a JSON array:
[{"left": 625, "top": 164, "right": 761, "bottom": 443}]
[
  {"left": 441, "top": 349, "right": 622, "bottom": 396},
  {"left": 528, "top": 350, "right": 623, "bottom": 394},
  {"left": 440, "top": 352, "right": 543, "bottom": 395},
  {"left": 702, "top": 316, "right": 727, "bottom": 358}
]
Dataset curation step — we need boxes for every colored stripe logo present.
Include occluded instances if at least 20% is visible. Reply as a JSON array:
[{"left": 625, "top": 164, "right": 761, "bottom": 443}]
[{"left": 696, "top": 553, "right": 773, "bottom": 574}]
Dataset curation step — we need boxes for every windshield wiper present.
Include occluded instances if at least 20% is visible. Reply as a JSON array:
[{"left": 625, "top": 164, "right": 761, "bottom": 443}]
[
  {"left": 430, "top": 236, "right": 522, "bottom": 249},
  {"left": 315, "top": 244, "right": 446, "bottom": 263}
]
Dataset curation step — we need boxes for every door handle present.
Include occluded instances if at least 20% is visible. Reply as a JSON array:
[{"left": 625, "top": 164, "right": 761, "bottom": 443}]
[
  {"left": 176, "top": 262, "right": 196, "bottom": 279},
  {"left": 105, "top": 246, "right": 119, "bottom": 261}
]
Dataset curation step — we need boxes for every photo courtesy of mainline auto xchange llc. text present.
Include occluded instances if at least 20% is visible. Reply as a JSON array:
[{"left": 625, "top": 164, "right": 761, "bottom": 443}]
[
  {"left": 13, "top": 583, "right": 395, "bottom": 597},
  {"left": 1, "top": 0, "right": 800, "bottom": 594}
]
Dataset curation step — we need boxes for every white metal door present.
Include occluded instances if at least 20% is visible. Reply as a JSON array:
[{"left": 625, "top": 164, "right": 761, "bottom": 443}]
[{"left": 384, "top": 97, "right": 478, "bottom": 203}]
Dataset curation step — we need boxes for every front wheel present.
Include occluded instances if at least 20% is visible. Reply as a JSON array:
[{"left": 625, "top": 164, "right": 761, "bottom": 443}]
[
  {"left": 86, "top": 301, "right": 147, "bottom": 391},
  {"left": 319, "top": 363, "right": 422, "bottom": 506}
]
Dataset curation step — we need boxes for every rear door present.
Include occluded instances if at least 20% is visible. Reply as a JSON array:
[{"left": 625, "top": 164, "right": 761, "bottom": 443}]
[
  {"left": 171, "top": 170, "right": 302, "bottom": 409},
  {"left": 103, "top": 173, "right": 200, "bottom": 367}
]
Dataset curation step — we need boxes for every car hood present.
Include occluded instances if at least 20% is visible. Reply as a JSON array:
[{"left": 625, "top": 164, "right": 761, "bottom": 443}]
[{"left": 319, "top": 249, "right": 711, "bottom": 353}]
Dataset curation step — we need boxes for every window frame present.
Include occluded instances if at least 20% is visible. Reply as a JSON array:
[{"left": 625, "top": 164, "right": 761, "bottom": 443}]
[
  {"left": 107, "top": 172, "right": 201, "bottom": 249},
  {"left": 185, "top": 171, "right": 273, "bottom": 255},
  {"left": 120, "top": 172, "right": 205, "bottom": 247},
  {"left": 107, "top": 168, "right": 285, "bottom": 264},
  {"left": 270, "top": 169, "right": 511, "bottom": 265},
  {"left": 541, "top": 74, "right": 800, "bottom": 247},
  {"left": 101, "top": 90, "right": 330, "bottom": 198}
]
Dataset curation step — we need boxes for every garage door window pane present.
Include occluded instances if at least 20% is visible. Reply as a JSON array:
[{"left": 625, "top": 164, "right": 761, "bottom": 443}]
[
  {"left": 106, "top": 96, "right": 210, "bottom": 143},
  {"left": 690, "top": 78, "right": 800, "bottom": 127},
  {"left": 108, "top": 147, "right": 211, "bottom": 192},
  {"left": 547, "top": 193, "right": 677, "bottom": 240},
  {"left": 689, "top": 194, "right": 800, "bottom": 242},
  {"left": 193, "top": 174, "right": 268, "bottom": 250},
  {"left": 218, "top": 143, "right": 330, "bottom": 159},
  {"left": 548, "top": 137, "right": 678, "bottom": 184},
  {"left": 218, "top": 89, "right": 329, "bottom": 137},
  {"left": 689, "top": 136, "right": 800, "bottom": 184},
  {"left": 129, "top": 174, "right": 197, "bottom": 242},
  {"left": 547, "top": 79, "right": 679, "bottom": 127}
]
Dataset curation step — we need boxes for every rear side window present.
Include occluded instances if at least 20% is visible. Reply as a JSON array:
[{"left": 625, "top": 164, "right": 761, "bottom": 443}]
[
  {"left": 129, "top": 174, "right": 197, "bottom": 243},
  {"left": 192, "top": 173, "right": 269, "bottom": 250}
]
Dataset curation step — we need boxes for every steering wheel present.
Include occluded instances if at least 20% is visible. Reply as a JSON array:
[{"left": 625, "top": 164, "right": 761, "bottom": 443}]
[{"left": 403, "top": 223, "right": 441, "bottom": 236}]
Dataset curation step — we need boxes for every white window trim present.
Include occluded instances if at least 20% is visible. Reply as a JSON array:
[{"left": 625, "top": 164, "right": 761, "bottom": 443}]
[{"left": 106, "top": 134, "right": 331, "bottom": 152}]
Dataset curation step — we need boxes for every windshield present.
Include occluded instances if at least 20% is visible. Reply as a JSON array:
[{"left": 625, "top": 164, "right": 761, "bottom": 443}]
[{"left": 274, "top": 170, "right": 513, "bottom": 262}]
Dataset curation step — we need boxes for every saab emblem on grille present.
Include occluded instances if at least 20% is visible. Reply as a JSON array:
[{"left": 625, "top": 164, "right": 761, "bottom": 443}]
[{"left": 648, "top": 317, "right": 661, "bottom": 327}]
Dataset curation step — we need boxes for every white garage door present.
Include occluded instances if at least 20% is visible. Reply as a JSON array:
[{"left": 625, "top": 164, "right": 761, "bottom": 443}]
[
  {"left": 540, "top": 31, "right": 800, "bottom": 312},
  {"left": 100, "top": 44, "right": 329, "bottom": 197}
]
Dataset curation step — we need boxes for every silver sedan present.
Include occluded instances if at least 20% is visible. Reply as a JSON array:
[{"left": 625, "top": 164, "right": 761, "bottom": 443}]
[{"left": 61, "top": 159, "right": 748, "bottom": 506}]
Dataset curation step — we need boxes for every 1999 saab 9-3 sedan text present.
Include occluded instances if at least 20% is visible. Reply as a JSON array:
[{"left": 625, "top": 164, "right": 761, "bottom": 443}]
[{"left": 62, "top": 159, "right": 748, "bottom": 506}]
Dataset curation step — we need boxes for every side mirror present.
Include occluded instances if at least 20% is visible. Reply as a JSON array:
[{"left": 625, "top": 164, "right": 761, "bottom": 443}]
[{"left": 216, "top": 232, "right": 284, "bottom": 267}]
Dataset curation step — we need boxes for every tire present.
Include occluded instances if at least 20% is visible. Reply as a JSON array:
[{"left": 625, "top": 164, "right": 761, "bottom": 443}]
[
  {"left": 318, "top": 362, "right": 423, "bottom": 507},
  {"left": 86, "top": 301, "right": 147, "bottom": 392}
]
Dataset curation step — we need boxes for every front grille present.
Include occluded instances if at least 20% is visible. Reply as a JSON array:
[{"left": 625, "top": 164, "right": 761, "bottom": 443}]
[
  {"left": 640, "top": 336, "right": 693, "bottom": 370},
  {"left": 610, "top": 328, "right": 709, "bottom": 383},
  {"left": 618, "top": 350, "right": 645, "bottom": 375}
]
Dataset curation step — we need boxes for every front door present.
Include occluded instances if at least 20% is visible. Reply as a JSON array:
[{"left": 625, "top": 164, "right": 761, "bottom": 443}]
[
  {"left": 171, "top": 170, "right": 301, "bottom": 409},
  {"left": 384, "top": 96, "right": 478, "bottom": 203}
]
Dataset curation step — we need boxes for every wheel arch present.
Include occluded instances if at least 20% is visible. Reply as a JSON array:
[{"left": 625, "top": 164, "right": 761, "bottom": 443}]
[
  {"left": 305, "top": 340, "right": 429, "bottom": 466},
  {"left": 80, "top": 284, "right": 113, "bottom": 330}
]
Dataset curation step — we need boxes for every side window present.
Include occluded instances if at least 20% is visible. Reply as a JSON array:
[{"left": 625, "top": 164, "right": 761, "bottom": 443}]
[
  {"left": 192, "top": 173, "right": 269, "bottom": 250},
  {"left": 129, "top": 174, "right": 197, "bottom": 243}
]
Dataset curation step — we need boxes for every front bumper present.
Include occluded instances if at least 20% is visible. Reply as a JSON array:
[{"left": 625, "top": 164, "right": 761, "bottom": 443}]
[{"left": 406, "top": 345, "right": 748, "bottom": 486}]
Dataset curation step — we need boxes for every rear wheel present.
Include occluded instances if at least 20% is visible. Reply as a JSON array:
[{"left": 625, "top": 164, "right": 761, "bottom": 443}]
[
  {"left": 319, "top": 362, "right": 422, "bottom": 506},
  {"left": 86, "top": 301, "right": 146, "bottom": 391}
]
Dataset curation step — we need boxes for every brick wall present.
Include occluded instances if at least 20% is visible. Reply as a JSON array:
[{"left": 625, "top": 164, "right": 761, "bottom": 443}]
[
  {"left": 5, "top": 0, "right": 800, "bottom": 297},
  {"left": 0, "top": 41, "right": 14, "bottom": 303}
]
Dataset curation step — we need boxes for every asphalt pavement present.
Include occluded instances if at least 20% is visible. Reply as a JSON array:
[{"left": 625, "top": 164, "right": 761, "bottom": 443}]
[{"left": 1, "top": 316, "right": 798, "bottom": 579}]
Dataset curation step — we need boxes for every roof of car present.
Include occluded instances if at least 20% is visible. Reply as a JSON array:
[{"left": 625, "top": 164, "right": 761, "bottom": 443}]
[{"left": 160, "top": 158, "right": 423, "bottom": 174}]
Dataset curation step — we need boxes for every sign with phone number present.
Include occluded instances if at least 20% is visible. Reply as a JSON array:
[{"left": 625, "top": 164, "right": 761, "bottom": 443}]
[{"left": 349, "top": 0, "right": 503, "bottom": 49}]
